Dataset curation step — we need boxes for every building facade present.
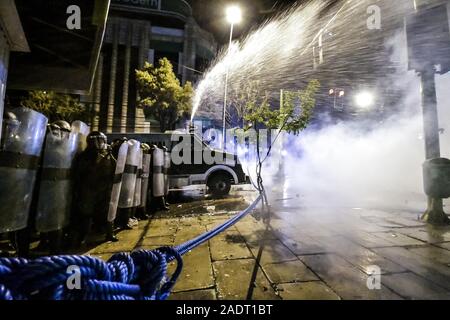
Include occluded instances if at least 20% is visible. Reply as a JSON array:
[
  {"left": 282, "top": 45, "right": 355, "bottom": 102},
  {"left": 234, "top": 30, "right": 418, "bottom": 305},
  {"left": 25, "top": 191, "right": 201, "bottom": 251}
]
[
  {"left": 89, "top": 0, "right": 217, "bottom": 134},
  {"left": 1, "top": 0, "right": 109, "bottom": 139},
  {"left": 0, "top": 0, "right": 29, "bottom": 140}
]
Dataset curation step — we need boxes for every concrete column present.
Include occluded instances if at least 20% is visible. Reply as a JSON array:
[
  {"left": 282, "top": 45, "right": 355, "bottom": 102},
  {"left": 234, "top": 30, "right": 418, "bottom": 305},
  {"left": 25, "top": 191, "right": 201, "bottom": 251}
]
[
  {"left": 107, "top": 22, "right": 118, "bottom": 133},
  {"left": 121, "top": 23, "right": 132, "bottom": 133},
  {"left": 92, "top": 54, "right": 103, "bottom": 131},
  {"left": 138, "top": 22, "right": 150, "bottom": 68},
  {"left": 182, "top": 17, "right": 196, "bottom": 84},
  {"left": 136, "top": 23, "right": 151, "bottom": 133}
]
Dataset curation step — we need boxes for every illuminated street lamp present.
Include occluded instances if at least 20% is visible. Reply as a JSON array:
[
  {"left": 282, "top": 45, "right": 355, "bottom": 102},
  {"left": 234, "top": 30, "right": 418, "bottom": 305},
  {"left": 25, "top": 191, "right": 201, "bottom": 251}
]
[
  {"left": 222, "top": 5, "right": 242, "bottom": 149},
  {"left": 226, "top": 5, "right": 242, "bottom": 25},
  {"left": 329, "top": 87, "right": 345, "bottom": 110},
  {"left": 354, "top": 91, "right": 375, "bottom": 109}
]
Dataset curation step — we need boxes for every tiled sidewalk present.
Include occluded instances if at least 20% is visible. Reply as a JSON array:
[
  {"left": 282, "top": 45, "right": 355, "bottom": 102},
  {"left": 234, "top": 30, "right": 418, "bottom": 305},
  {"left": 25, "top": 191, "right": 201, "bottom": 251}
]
[{"left": 85, "top": 192, "right": 450, "bottom": 300}]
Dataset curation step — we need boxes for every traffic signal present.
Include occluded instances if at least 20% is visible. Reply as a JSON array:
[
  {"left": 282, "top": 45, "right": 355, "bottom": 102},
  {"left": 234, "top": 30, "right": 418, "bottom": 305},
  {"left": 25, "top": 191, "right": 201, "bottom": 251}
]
[{"left": 406, "top": 3, "right": 450, "bottom": 73}]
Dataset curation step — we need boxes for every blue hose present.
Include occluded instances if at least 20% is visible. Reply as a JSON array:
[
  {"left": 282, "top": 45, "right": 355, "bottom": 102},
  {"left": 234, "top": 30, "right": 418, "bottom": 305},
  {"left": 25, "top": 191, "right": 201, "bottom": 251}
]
[{"left": 0, "top": 196, "right": 261, "bottom": 300}]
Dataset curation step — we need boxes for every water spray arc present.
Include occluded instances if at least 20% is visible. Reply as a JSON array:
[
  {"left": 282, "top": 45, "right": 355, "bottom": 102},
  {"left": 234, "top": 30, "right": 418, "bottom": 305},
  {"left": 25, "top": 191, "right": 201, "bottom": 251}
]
[{"left": 189, "top": 0, "right": 450, "bottom": 225}]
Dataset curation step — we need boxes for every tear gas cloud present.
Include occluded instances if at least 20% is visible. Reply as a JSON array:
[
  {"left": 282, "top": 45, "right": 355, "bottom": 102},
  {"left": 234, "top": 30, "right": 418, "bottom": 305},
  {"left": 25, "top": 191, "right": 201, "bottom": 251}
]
[{"left": 192, "top": 0, "right": 450, "bottom": 212}]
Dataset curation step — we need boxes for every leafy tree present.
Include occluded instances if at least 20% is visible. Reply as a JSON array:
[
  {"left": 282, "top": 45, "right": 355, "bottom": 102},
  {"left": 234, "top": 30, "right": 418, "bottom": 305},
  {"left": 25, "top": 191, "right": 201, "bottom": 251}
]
[
  {"left": 136, "top": 58, "right": 194, "bottom": 132},
  {"left": 20, "top": 90, "right": 89, "bottom": 123},
  {"left": 236, "top": 79, "right": 320, "bottom": 216}
]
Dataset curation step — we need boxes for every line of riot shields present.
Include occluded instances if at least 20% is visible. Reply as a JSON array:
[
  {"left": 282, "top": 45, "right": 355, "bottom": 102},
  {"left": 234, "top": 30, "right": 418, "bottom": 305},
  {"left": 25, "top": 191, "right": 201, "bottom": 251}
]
[{"left": 0, "top": 107, "right": 171, "bottom": 257}]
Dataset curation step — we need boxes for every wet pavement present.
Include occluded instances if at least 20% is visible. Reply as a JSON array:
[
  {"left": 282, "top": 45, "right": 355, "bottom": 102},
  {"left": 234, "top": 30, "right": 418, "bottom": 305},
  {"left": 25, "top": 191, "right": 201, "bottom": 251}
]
[{"left": 75, "top": 184, "right": 450, "bottom": 300}]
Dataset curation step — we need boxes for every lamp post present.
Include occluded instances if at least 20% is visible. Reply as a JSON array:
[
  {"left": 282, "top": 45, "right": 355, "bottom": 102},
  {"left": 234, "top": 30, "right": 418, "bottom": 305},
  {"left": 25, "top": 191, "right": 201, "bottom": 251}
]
[
  {"left": 222, "top": 5, "right": 241, "bottom": 150},
  {"left": 328, "top": 88, "right": 345, "bottom": 110}
]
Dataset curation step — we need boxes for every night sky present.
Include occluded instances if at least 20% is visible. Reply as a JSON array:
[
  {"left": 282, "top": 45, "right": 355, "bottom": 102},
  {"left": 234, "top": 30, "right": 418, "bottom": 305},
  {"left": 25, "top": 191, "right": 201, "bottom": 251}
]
[{"left": 187, "top": 0, "right": 300, "bottom": 44}]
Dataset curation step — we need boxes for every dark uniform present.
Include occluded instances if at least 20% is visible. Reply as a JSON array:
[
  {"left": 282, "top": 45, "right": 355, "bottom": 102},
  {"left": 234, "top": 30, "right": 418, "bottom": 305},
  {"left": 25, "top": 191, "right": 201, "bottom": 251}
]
[{"left": 71, "top": 132, "right": 116, "bottom": 246}]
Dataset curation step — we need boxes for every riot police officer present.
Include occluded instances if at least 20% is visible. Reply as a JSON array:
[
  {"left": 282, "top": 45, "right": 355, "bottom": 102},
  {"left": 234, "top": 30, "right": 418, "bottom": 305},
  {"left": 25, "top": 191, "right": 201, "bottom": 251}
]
[
  {"left": 35, "top": 120, "right": 76, "bottom": 254},
  {"left": 71, "top": 131, "right": 117, "bottom": 246},
  {"left": 150, "top": 144, "right": 169, "bottom": 212},
  {"left": 111, "top": 137, "right": 128, "bottom": 159},
  {"left": 162, "top": 144, "right": 171, "bottom": 201},
  {"left": 117, "top": 139, "right": 141, "bottom": 230},
  {"left": 136, "top": 143, "right": 151, "bottom": 220},
  {"left": 0, "top": 108, "right": 48, "bottom": 257}
]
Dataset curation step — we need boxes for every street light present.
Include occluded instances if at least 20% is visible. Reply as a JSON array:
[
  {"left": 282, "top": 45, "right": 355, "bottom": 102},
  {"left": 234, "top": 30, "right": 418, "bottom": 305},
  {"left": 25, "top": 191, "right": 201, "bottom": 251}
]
[
  {"left": 328, "top": 87, "right": 345, "bottom": 110},
  {"left": 222, "top": 5, "right": 242, "bottom": 150},
  {"left": 226, "top": 5, "right": 242, "bottom": 24},
  {"left": 354, "top": 91, "right": 375, "bottom": 109}
]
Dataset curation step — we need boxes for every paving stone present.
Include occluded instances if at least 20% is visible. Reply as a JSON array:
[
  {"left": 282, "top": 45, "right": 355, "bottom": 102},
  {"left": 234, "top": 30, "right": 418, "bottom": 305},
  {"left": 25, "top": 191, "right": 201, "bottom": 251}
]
[
  {"left": 370, "top": 231, "right": 426, "bottom": 246},
  {"left": 262, "top": 260, "right": 319, "bottom": 284},
  {"left": 397, "top": 226, "right": 450, "bottom": 244},
  {"left": 436, "top": 242, "right": 450, "bottom": 251},
  {"left": 284, "top": 240, "right": 328, "bottom": 256},
  {"left": 248, "top": 239, "right": 298, "bottom": 265},
  {"left": 136, "top": 220, "right": 151, "bottom": 230},
  {"left": 206, "top": 220, "right": 238, "bottom": 233},
  {"left": 174, "top": 224, "right": 208, "bottom": 245},
  {"left": 171, "top": 243, "right": 215, "bottom": 292},
  {"left": 341, "top": 250, "right": 407, "bottom": 275},
  {"left": 373, "top": 247, "right": 450, "bottom": 291},
  {"left": 277, "top": 282, "right": 341, "bottom": 300},
  {"left": 209, "top": 231, "right": 253, "bottom": 261},
  {"left": 347, "top": 231, "right": 400, "bottom": 248},
  {"left": 381, "top": 273, "right": 450, "bottom": 300},
  {"left": 236, "top": 226, "right": 278, "bottom": 243},
  {"left": 384, "top": 216, "right": 426, "bottom": 228},
  {"left": 213, "top": 259, "right": 280, "bottom": 300},
  {"left": 88, "top": 253, "right": 114, "bottom": 261},
  {"left": 300, "top": 254, "right": 402, "bottom": 300},
  {"left": 87, "top": 228, "right": 144, "bottom": 254},
  {"left": 235, "top": 219, "right": 270, "bottom": 231},
  {"left": 308, "top": 236, "right": 406, "bottom": 274},
  {"left": 169, "top": 289, "right": 217, "bottom": 300},
  {"left": 358, "top": 215, "right": 404, "bottom": 229},
  {"left": 145, "top": 219, "right": 179, "bottom": 237},
  {"left": 408, "top": 246, "right": 450, "bottom": 266},
  {"left": 136, "top": 235, "right": 174, "bottom": 248},
  {"left": 178, "top": 216, "right": 205, "bottom": 227},
  {"left": 300, "top": 226, "right": 340, "bottom": 238},
  {"left": 281, "top": 237, "right": 329, "bottom": 256}
]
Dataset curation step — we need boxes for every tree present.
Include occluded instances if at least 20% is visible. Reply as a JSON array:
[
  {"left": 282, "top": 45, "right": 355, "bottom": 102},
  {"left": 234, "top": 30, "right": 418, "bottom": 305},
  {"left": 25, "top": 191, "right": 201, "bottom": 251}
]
[
  {"left": 20, "top": 90, "right": 89, "bottom": 123},
  {"left": 237, "top": 79, "right": 321, "bottom": 216},
  {"left": 136, "top": 58, "right": 194, "bottom": 132}
]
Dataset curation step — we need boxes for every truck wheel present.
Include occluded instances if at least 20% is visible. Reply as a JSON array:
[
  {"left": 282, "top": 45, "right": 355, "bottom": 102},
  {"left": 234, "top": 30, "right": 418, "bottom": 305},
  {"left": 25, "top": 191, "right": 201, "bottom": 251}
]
[{"left": 207, "top": 173, "right": 232, "bottom": 197}]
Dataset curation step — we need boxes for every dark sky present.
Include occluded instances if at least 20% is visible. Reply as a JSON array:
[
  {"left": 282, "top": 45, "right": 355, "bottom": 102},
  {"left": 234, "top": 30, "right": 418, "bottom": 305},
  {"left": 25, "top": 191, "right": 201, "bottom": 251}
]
[{"left": 187, "top": 0, "right": 299, "bottom": 44}]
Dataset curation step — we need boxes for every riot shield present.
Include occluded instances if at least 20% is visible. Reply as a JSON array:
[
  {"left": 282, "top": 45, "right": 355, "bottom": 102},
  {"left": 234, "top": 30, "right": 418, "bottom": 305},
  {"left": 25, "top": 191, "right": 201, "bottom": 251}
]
[
  {"left": 35, "top": 126, "right": 79, "bottom": 233},
  {"left": 133, "top": 148, "right": 143, "bottom": 208},
  {"left": 152, "top": 147, "right": 165, "bottom": 197},
  {"left": 140, "top": 153, "right": 151, "bottom": 208},
  {"left": 71, "top": 120, "right": 90, "bottom": 153},
  {"left": 107, "top": 141, "right": 128, "bottom": 222},
  {"left": 163, "top": 150, "right": 171, "bottom": 196},
  {"left": 118, "top": 139, "right": 140, "bottom": 209},
  {"left": 0, "top": 107, "right": 48, "bottom": 233}
]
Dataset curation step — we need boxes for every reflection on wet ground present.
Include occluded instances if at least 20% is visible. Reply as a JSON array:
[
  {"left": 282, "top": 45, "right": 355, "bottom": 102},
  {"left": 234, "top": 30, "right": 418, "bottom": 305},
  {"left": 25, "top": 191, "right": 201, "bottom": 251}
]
[{"left": 1, "top": 185, "right": 450, "bottom": 300}]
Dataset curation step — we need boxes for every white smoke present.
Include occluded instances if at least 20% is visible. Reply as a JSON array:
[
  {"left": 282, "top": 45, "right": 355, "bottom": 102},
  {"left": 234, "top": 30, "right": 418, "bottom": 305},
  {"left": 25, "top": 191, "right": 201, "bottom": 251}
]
[
  {"left": 192, "top": 0, "right": 450, "bottom": 214},
  {"left": 262, "top": 27, "right": 450, "bottom": 211}
]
